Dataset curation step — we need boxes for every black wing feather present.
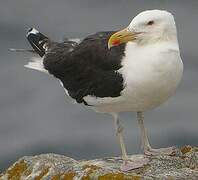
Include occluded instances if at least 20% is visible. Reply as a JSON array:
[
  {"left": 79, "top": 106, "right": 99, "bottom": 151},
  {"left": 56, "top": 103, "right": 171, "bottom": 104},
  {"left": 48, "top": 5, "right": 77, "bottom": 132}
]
[{"left": 43, "top": 32, "right": 126, "bottom": 105}]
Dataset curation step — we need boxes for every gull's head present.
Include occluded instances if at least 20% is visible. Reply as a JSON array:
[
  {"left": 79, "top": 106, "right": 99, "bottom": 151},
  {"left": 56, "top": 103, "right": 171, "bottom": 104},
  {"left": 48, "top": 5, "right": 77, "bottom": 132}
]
[{"left": 108, "top": 10, "right": 177, "bottom": 48}]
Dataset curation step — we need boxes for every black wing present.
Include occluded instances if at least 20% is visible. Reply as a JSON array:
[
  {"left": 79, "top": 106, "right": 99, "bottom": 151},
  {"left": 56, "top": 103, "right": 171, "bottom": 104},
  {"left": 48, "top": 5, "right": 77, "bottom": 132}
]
[{"left": 43, "top": 32, "right": 126, "bottom": 105}]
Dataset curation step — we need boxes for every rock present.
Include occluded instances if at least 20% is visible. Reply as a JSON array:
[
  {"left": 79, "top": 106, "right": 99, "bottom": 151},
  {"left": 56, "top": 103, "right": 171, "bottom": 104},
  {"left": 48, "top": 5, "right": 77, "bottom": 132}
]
[{"left": 0, "top": 146, "right": 198, "bottom": 180}]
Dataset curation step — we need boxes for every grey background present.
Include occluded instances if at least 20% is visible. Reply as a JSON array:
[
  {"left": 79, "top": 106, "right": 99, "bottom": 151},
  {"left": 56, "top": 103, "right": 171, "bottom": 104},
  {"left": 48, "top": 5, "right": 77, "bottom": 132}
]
[{"left": 0, "top": 0, "right": 198, "bottom": 171}]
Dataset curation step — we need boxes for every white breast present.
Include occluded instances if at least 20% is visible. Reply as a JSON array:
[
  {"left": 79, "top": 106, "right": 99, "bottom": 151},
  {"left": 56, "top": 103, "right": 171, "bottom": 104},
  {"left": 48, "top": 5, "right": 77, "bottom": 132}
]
[
  {"left": 92, "top": 42, "right": 183, "bottom": 113},
  {"left": 120, "top": 42, "right": 183, "bottom": 111}
]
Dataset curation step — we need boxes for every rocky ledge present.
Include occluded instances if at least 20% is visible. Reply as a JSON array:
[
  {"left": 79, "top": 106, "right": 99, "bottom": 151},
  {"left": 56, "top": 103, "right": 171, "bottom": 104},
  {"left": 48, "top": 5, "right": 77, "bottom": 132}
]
[{"left": 0, "top": 146, "right": 198, "bottom": 180}]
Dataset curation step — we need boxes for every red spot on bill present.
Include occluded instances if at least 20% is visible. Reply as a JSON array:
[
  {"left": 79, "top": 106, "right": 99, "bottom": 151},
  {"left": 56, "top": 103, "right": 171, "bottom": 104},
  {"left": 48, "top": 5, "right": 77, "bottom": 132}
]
[{"left": 112, "top": 39, "right": 121, "bottom": 46}]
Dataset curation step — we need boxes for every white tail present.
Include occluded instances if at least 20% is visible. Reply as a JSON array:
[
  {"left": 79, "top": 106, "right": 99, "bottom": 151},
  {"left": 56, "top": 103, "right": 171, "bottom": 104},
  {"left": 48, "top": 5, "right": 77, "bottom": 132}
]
[{"left": 24, "top": 57, "right": 48, "bottom": 74}]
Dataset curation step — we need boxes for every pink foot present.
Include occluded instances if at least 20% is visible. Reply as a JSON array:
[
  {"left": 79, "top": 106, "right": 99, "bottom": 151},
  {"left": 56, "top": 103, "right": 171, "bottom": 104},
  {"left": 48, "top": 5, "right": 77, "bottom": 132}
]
[
  {"left": 120, "top": 157, "right": 149, "bottom": 172},
  {"left": 144, "top": 146, "right": 177, "bottom": 156}
]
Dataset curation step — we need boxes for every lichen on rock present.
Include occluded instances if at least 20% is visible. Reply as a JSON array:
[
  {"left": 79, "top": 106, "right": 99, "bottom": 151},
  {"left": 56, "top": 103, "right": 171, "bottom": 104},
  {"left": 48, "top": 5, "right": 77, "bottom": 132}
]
[{"left": 0, "top": 146, "right": 198, "bottom": 180}]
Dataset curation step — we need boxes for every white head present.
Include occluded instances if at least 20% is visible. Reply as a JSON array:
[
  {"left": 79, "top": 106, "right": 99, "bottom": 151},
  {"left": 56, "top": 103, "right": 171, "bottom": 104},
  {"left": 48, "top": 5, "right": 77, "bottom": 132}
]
[{"left": 108, "top": 10, "right": 178, "bottom": 48}]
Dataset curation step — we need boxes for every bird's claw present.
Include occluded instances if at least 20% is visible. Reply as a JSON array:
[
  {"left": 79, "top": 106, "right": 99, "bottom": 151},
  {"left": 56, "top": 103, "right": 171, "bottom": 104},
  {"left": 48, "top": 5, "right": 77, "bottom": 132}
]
[
  {"left": 120, "top": 157, "right": 149, "bottom": 172},
  {"left": 144, "top": 146, "right": 177, "bottom": 156}
]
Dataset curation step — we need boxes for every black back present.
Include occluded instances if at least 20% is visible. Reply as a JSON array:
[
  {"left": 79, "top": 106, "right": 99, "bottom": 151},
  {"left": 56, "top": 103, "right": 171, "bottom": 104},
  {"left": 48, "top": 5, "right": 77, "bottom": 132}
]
[{"left": 43, "top": 32, "right": 126, "bottom": 105}]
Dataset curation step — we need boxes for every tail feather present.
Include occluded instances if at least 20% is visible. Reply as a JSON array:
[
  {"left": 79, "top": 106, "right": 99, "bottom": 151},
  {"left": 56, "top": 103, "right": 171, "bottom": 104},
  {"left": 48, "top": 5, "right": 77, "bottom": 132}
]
[
  {"left": 26, "top": 28, "right": 48, "bottom": 57},
  {"left": 24, "top": 57, "right": 48, "bottom": 73}
]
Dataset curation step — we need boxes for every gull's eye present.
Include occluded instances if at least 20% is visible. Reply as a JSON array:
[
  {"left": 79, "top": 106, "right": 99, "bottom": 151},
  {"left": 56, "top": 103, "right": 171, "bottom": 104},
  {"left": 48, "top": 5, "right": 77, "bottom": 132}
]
[{"left": 147, "top": 20, "right": 154, "bottom": 26}]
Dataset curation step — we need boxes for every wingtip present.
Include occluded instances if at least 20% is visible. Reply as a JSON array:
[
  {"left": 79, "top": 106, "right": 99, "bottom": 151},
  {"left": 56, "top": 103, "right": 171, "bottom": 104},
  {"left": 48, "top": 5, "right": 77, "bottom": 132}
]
[
  {"left": 27, "top": 27, "right": 33, "bottom": 33},
  {"left": 26, "top": 27, "right": 39, "bottom": 37}
]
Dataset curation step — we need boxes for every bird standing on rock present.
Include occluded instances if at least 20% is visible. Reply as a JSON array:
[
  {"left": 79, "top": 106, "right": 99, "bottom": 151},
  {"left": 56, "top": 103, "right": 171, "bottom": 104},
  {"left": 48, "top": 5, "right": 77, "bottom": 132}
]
[{"left": 12, "top": 10, "right": 183, "bottom": 171}]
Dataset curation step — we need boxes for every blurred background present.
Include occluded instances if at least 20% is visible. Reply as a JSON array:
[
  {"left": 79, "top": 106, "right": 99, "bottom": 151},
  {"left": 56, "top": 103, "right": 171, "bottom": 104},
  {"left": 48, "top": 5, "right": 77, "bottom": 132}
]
[{"left": 0, "top": 0, "right": 198, "bottom": 171}]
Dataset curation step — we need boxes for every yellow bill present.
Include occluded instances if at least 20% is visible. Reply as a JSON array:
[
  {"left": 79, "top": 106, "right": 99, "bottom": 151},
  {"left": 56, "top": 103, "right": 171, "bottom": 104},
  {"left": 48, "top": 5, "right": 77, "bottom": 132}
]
[{"left": 108, "top": 28, "right": 141, "bottom": 49}]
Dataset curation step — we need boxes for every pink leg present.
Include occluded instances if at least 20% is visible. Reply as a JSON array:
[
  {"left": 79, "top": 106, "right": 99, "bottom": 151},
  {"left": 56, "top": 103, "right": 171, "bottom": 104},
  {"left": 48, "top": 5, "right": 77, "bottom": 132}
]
[
  {"left": 112, "top": 113, "right": 149, "bottom": 171},
  {"left": 137, "top": 112, "right": 176, "bottom": 156}
]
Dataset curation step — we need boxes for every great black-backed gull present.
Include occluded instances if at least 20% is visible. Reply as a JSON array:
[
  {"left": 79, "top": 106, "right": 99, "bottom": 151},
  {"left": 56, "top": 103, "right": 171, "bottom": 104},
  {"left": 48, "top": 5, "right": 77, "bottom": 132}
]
[{"left": 12, "top": 10, "right": 183, "bottom": 171}]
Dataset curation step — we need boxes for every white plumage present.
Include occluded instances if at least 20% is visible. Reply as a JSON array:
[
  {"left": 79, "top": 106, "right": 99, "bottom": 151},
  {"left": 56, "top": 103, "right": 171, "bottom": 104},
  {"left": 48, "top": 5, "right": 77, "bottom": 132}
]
[
  {"left": 81, "top": 10, "right": 184, "bottom": 171},
  {"left": 85, "top": 10, "right": 183, "bottom": 113},
  {"left": 24, "top": 57, "right": 48, "bottom": 73},
  {"left": 23, "top": 10, "right": 183, "bottom": 171},
  {"left": 89, "top": 41, "right": 183, "bottom": 112}
]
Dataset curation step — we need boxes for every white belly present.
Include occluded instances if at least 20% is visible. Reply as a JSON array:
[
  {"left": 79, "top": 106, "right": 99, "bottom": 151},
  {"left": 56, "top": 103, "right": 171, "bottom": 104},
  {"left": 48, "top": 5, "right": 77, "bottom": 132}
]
[{"left": 86, "top": 43, "right": 183, "bottom": 113}]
